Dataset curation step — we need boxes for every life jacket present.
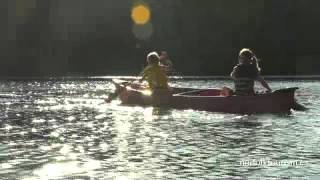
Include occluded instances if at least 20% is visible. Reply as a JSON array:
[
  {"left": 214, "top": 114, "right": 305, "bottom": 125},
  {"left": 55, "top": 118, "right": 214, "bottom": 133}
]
[
  {"left": 233, "top": 64, "right": 259, "bottom": 95},
  {"left": 234, "top": 78, "right": 255, "bottom": 95}
]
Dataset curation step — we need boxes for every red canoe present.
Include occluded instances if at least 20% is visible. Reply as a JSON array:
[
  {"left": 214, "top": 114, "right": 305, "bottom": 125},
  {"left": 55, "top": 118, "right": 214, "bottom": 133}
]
[{"left": 113, "top": 80, "right": 299, "bottom": 114}]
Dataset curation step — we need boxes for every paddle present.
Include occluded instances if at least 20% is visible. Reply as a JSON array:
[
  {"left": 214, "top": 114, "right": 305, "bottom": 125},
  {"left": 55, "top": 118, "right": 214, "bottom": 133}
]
[
  {"left": 174, "top": 89, "right": 208, "bottom": 96},
  {"left": 105, "top": 79, "right": 133, "bottom": 103}
]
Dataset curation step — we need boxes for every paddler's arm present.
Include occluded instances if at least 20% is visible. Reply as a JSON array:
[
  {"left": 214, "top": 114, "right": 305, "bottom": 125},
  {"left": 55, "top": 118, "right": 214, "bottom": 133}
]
[
  {"left": 160, "top": 65, "right": 171, "bottom": 74},
  {"left": 230, "top": 67, "right": 237, "bottom": 80},
  {"left": 256, "top": 75, "right": 272, "bottom": 93},
  {"left": 138, "top": 67, "right": 149, "bottom": 83},
  {"left": 139, "top": 75, "right": 146, "bottom": 83},
  {"left": 160, "top": 58, "right": 173, "bottom": 72}
]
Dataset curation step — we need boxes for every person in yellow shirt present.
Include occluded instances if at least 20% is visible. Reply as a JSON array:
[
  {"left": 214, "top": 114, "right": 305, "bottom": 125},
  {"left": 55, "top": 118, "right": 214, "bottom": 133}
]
[
  {"left": 139, "top": 52, "right": 169, "bottom": 90},
  {"left": 106, "top": 52, "right": 169, "bottom": 103},
  {"left": 139, "top": 52, "right": 171, "bottom": 104}
]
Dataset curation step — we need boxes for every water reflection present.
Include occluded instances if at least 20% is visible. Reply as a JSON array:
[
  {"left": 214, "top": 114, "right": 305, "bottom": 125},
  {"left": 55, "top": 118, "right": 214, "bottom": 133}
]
[{"left": 0, "top": 80, "right": 319, "bottom": 179}]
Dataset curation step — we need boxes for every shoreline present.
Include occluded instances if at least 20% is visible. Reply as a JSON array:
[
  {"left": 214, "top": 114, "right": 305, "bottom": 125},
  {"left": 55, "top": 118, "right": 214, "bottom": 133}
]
[{"left": 0, "top": 75, "right": 319, "bottom": 81}]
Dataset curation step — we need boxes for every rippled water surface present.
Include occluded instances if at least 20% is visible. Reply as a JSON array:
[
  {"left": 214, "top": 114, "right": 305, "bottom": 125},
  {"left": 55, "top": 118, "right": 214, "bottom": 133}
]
[{"left": 0, "top": 78, "right": 319, "bottom": 179}]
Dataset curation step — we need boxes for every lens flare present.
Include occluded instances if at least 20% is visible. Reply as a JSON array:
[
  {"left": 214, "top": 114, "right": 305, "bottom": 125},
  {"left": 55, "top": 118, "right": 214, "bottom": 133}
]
[
  {"left": 132, "top": 22, "right": 153, "bottom": 40},
  {"left": 16, "top": 0, "right": 36, "bottom": 17},
  {"left": 131, "top": 4, "right": 151, "bottom": 25}
]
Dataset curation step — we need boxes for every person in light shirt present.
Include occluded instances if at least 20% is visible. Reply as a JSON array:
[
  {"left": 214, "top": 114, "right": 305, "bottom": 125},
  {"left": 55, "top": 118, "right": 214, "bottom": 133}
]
[{"left": 159, "top": 51, "right": 174, "bottom": 74}]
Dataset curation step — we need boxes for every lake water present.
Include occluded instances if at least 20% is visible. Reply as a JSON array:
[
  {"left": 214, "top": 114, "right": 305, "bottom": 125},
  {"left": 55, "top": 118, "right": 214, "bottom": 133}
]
[{"left": 0, "top": 78, "right": 319, "bottom": 179}]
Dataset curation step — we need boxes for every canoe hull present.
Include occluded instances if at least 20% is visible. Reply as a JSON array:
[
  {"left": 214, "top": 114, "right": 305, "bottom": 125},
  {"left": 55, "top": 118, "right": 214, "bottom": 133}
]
[
  {"left": 116, "top": 84, "right": 297, "bottom": 114},
  {"left": 172, "top": 91, "right": 295, "bottom": 114}
]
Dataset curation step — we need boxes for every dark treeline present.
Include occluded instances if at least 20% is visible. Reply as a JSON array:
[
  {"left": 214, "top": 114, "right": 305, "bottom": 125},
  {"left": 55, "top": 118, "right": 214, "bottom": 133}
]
[{"left": 0, "top": 0, "right": 319, "bottom": 76}]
